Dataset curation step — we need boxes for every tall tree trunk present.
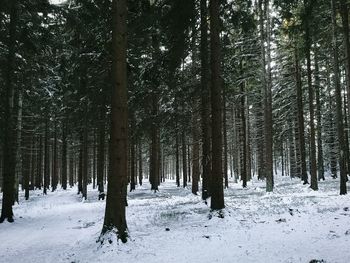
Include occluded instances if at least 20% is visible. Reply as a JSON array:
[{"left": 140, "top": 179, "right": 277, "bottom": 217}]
[
  {"left": 150, "top": 94, "right": 159, "bottom": 191},
  {"left": 340, "top": 0, "right": 350, "bottom": 130},
  {"left": 130, "top": 121, "right": 136, "bottom": 192},
  {"left": 223, "top": 88, "right": 228, "bottom": 188},
  {"left": 304, "top": 0, "right": 317, "bottom": 190},
  {"left": 264, "top": 0, "right": 274, "bottom": 192},
  {"left": 331, "top": 0, "right": 347, "bottom": 195},
  {"left": 257, "top": 0, "right": 266, "bottom": 181},
  {"left": 210, "top": 0, "right": 225, "bottom": 210},
  {"left": 294, "top": 48, "right": 308, "bottom": 184},
  {"left": 1, "top": 0, "right": 18, "bottom": 223},
  {"left": 314, "top": 48, "right": 325, "bottom": 181},
  {"left": 200, "top": 0, "right": 211, "bottom": 200},
  {"left": 240, "top": 61, "right": 247, "bottom": 188},
  {"left": 101, "top": 0, "right": 128, "bottom": 243}
]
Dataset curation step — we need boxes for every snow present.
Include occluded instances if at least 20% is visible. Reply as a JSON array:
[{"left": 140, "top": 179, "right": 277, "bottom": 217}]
[{"left": 1, "top": 176, "right": 350, "bottom": 263}]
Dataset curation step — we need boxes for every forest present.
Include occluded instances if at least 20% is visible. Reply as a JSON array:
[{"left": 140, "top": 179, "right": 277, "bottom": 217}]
[{"left": 0, "top": 0, "right": 350, "bottom": 262}]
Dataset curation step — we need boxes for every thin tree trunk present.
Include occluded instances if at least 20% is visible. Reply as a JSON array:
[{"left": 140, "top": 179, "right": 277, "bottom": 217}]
[
  {"left": 97, "top": 111, "right": 105, "bottom": 198},
  {"left": 192, "top": 106, "right": 200, "bottom": 195},
  {"left": 223, "top": 88, "right": 228, "bottom": 188},
  {"left": 43, "top": 117, "right": 49, "bottom": 195},
  {"left": 182, "top": 130, "right": 187, "bottom": 188},
  {"left": 52, "top": 121, "right": 58, "bottom": 191},
  {"left": 200, "top": 0, "right": 211, "bottom": 200},
  {"left": 314, "top": 48, "right": 325, "bottom": 181},
  {"left": 138, "top": 139, "right": 143, "bottom": 186},
  {"left": 175, "top": 130, "right": 180, "bottom": 187},
  {"left": 264, "top": 0, "right": 274, "bottom": 192},
  {"left": 62, "top": 120, "right": 68, "bottom": 190}
]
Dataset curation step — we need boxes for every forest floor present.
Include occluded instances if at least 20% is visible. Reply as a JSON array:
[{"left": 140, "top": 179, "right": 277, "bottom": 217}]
[{"left": 0, "top": 175, "right": 350, "bottom": 263}]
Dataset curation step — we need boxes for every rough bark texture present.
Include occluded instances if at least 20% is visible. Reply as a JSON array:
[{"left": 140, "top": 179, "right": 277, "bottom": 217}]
[
  {"left": 209, "top": 0, "right": 225, "bottom": 210},
  {"left": 101, "top": 0, "right": 128, "bottom": 242},
  {"left": 0, "top": 0, "right": 18, "bottom": 223}
]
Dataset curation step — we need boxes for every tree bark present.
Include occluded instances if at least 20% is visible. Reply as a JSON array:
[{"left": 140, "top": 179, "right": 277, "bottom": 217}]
[
  {"left": 200, "top": 0, "right": 211, "bottom": 200},
  {"left": 314, "top": 48, "right": 325, "bottom": 181},
  {"left": 101, "top": 0, "right": 128, "bottom": 242},
  {"left": 209, "top": 0, "right": 225, "bottom": 210},
  {"left": 294, "top": 48, "right": 308, "bottom": 184},
  {"left": 304, "top": 0, "right": 317, "bottom": 190},
  {"left": 331, "top": 0, "right": 347, "bottom": 195}
]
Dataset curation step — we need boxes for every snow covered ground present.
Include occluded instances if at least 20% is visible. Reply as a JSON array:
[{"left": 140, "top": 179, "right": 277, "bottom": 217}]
[{"left": 0, "top": 175, "right": 349, "bottom": 263}]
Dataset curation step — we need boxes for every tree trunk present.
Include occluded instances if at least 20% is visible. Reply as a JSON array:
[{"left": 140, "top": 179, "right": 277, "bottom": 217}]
[
  {"left": 138, "top": 139, "right": 143, "bottom": 186},
  {"left": 294, "top": 48, "right": 308, "bottom": 184},
  {"left": 210, "top": 0, "right": 225, "bottom": 210},
  {"left": 101, "top": 0, "right": 128, "bottom": 243},
  {"left": 223, "top": 88, "right": 228, "bottom": 188},
  {"left": 82, "top": 121, "right": 88, "bottom": 200},
  {"left": 150, "top": 94, "right": 159, "bottom": 191},
  {"left": 43, "top": 117, "right": 49, "bottom": 195},
  {"left": 78, "top": 134, "right": 83, "bottom": 195},
  {"left": 62, "top": 121, "right": 68, "bottom": 190},
  {"left": 331, "top": 0, "right": 347, "bottom": 195},
  {"left": 182, "top": 130, "right": 187, "bottom": 188},
  {"left": 97, "top": 111, "right": 105, "bottom": 198},
  {"left": 200, "top": 0, "right": 211, "bottom": 200},
  {"left": 52, "top": 121, "right": 58, "bottom": 192},
  {"left": 36, "top": 134, "right": 43, "bottom": 189},
  {"left": 240, "top": 61, "right": 247, "bottom": 188},
  {"left": 192, "top": 106, "right": 200, "bottom": 195},
  {"left": 264, "top": 0, "right": 274, "bottom": 192},
  {"left": 304, "top": 0, "right": 317, "bottom": 190},
  {"left": 175, "top": 130, "right": 180, "bottom": 187},
  {"left": 314, "top": 48, "right": 325, "bottom": 181}
]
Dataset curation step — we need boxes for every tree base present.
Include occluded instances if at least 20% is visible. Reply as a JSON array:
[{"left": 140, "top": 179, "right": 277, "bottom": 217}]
[
  {"left": 0, "top": 216, "right": 14, "bottom": 223},
  {"left": 99, "top": 227, "right": 128, "bottom": 244}
]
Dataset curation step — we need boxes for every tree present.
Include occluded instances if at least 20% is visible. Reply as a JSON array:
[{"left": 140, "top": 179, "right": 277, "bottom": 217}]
[
  {"left": 0, "top": 0, "right": 18, "bottom": 223},
  {"left": 209, "top": 0, "right": 225, "bottom": 210},
  {"left": 100, "top": 0, "right": 128, "bottom": 242},
  {"left": 331, "top": 0, "right": 347, "bottom": 195}
]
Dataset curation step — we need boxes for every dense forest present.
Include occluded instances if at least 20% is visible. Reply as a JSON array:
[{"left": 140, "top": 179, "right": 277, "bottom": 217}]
[{"left": 0, "top": 0, "right": 349, "bottom": 247}]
